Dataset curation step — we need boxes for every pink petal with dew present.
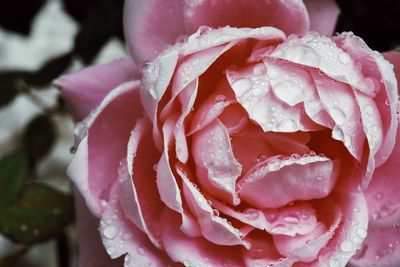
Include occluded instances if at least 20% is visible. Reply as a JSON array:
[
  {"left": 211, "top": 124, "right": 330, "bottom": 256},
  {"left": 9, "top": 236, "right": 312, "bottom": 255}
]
[
  {"left": 364, "top": 120, "right": 400, "bottom": 227},
  {"left": 100, "top": 182, "right": 175, "bottom": 266},
  {"left": 243, "top": 237, "right": 293, "bottom": 267},
  {"left": 273, "top": 199, "right": 342, "bottom": 263},
  {"left": 68, "top": 81, "right": 142, "bottom": 215},
  {"left": 238, "top": 154, "right": 339, "bottom": 209},
  {"left": 213, "top": 199, "right": 319, "bottom": 237},
  {"left": 189, "top": 78, "right": 236, "bottom": 135},
  {"left": 123, "top": 0, "right": 185, "bottom": 64},
  {"left": 262, "top": 57, "right": 333, "bottom": 129},
  {"left": 304, "top": 0, "right": 340, "bottom": 36},
  {"left": 177, "top": 165, "right": 248, "bottom": 248},
  {"left": 316, "top": 192, "right": 368, "bottom": 267},
  {"left": 334, "top": 34, "right": 399, "bottom": 168},
  {"left": 74, "top": 190, "right": 124, "bottom": 267},
  {"left": 349, "top": 226, "right": 400, "bottom": 267},
  {"left": 227, "top": 62, "right": 320, "bottom": 133},
  {"left": 157, "top": 115, "right": 202, "bottom": 238},
  {"left": 119, "top": 118, "right": 164, "bottom": 248},
  {"left": 56, "top": 58, "right": 138, "bottom": 121},
  {"left": 183, "top": 0, "right": 309, "bottom": 37},
  {"left": 192, "top": 120, "right": 242, "bottom": 205},
  {"left": 161, "top": 208, "right": 244, "bottom": 267},
  {"left": 310, "top": 69, "right": 365, "bottom": 160}
]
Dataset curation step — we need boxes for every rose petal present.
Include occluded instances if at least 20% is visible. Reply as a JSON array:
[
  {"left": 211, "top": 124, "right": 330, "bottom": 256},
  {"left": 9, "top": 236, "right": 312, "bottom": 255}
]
[
  {"left": 99, "top": 182, "right": 174, "bottom": 266},
  {"left": 118, "top": 118, "right": 164, "bottom": 248},
  {"left": 161, "top": 208, "right": 244, "bottom": 267},
  {"left": 243, "top": 237, "right": 291, "bottom": 267},
  {"left": 74, "top": 190, "right": 124, "bottom": 267},
  {"left": 192, "top": 120, "right": 242, "bottom": 205},
  {"left": 124, "top": 0, "right": 185, "bottom": 64},
  {"left": 183, "top": 0, "right": 310, "bottom": 37},
  {"left": 68, "top": 81, "right": 142, "bottom": 215},
  {"left": 304, "top": 0, "right": 340, "bottom": 36},
  {"left": 177, "top": 165, "right": 248, "bottom": 248},
  {"left": 349, "top": 226, "right": 400, "bottom": 267},
  {"left": 56, "top": 58, "right": 138, "bottom": 121},
  {"left": 227, "top": 62, "right": 320, "bottom": 133},
  {"left": 238, "top": 154, "right": 339, "bottom": 208}
]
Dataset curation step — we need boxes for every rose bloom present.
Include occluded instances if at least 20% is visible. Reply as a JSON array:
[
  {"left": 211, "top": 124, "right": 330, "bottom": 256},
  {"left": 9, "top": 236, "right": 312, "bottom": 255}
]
[{"left": 56, "top": 0, "right": 400, "bottom": 266}]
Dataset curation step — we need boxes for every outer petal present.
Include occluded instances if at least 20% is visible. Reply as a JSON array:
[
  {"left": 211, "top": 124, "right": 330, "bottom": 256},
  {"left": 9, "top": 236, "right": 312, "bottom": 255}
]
[
  {"left": 74, "top": 191, "right": 123, "bottom": 267},
  {"left": 304, "top": 0, "right": 340, "bottom": 36},
  {"left": 123, "top": 0, "right": 185, "bottom": 64},
  {"left": 56, "top": 58, "right": 138, "bottom": 121},
  {"left": 183, "top": 0, "right": 310, "bottom": 37},
  {"left": 99, "top": 182, "right": 175, "bottom": 266},
  {"left": 68, "top": 81, "right": 143, "bottom": 215}
]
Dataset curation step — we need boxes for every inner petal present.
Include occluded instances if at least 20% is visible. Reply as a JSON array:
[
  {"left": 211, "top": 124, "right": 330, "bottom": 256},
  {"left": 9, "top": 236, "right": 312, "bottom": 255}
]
[
  {"left": 192, "top": 119, "right": 242, "bottom": 205},
  {"left": 238, "top": 154, "right": 339, "bottom": 208}
]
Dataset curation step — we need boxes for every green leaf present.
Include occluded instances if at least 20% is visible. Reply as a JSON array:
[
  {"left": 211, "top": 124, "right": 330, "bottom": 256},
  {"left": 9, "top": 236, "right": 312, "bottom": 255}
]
[
  {"left": 0, "top": 151, "right": 28, "bottom": 211},
  {"left": 0, "top": 183, "right": 74, "bottom": 245},
  {"left": 23, "top": 115, "right": 56, "bottom": 164}
]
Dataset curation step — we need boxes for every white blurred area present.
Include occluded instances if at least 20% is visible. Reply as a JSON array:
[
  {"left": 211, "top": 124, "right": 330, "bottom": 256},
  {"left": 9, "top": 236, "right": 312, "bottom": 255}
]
[{"left": 0, "top": 0, "right": 127, "bottom": 266}]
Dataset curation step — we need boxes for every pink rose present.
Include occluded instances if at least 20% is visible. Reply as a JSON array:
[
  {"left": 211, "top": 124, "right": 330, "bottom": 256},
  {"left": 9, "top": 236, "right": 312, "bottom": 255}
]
[{"left": 56, "top": 0, "right": 400, "bottom": 266}]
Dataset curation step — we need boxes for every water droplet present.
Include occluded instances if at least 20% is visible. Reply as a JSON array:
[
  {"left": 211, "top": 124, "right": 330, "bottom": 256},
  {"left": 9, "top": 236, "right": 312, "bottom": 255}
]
[
  {"left": 364, "top": 105, "right": 374, "bottom": 114},
  {"left": 125, "top": 254, "right": 131, "bottom": 264},
  {"left": 215, "top": 94, "right": 226, "bottom": 103},
  {"left": 339, "top": 53, "right": 351, "bottom": 64},
  {"left": 122, "top": 232, "right": 133, "bottom": 240},
  {"left": 103, "top": 225, "right": 118, "bottom": 239},
  {"left": 329, "top": 107, "right": 346, "bottom": 125},
  {"left": 375, "top": 193, "right": 382, "bottom": 200},
  {"left": 283, "top": 216, "right": 300, "bottom": 224},
  {"left": 300, "top": 214, "right": 309, "bottom": 220},
  {"left": 243, "top": 209, "right": 260, "bottom": 220},
  {"left": 371, "top": 125, "right": 379, "bottom": 132},
  {"left": 256, "top": 154, "right": 268, "bottom": 163},
  {"left": 332, "top": 127, "right": 344, "bottom": 141},
  {"left": 385, "top": 99, "right": 390, "bottom": 106},
  {"left": 278, "top": 119, "right": 297, "bottom": 132},
  {"left": 212, "top": 209, "right": 220, "bottom": 217},
  {"left": 316, "top": 175, "right": 324, "bottom": 181},
  {"left": 341, "top": 240, "right": 354, "bottom": 252},
  {"left": 329, "top": 258, "right": 340, "bottom": 267},
  {"left": 137, "top": 246, "right": 145, "bottom": 255},
  {"left": 273, "top": 81, "right": 304, "bottom": 106},
  {"left": 153, "top": 164, "right": 158, "bottom": 172}
]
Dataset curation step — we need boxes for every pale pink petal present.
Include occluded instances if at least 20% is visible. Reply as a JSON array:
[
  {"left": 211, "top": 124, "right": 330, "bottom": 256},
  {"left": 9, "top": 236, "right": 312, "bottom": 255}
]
[
  {"left": 74, "top": 190, "right": 123, "bottom": 267},
  {"left": 273, "top": 199, "right": 342, "bottom": 262},
  {"left": 123, "top": 0, "right": 185, "bottom": 64},
  {"left": 56, "top": 58, "right": 138, "bottom": 121},
  {"left": 99, "top": 182, "right": 175, "bottom": 266},
  {"left": 227, "top": 62, "right": 320, "bottom": 133},
  {"left": 67, "top": 81, "right": 143, "bottom": 215},
  {"left": 183, "top": 0, "right": 310, "bottom": 37},
  {"left": 349, "top": 226, "right": 400, "bottom": 267},
  {"left": 334, "top": 34, "right": 399, "bottom": 168},
  {"left": 161, "top": 208, "right": 244, "bottom": 266},
  {"left": 238, "top": 154, "right": 339, "bottom": 208},
  {"left": 192, "top": 120, "right": 242, "bottom": 205},
  {"left": 310, "top": 69, "right": 365, "bottom": 160},
  {"left": 316, "top": 192, "right": 368, "bottom": 266},
  {"left": 304, "top": 0, "right": 340, "bottom": 36},
  {"left": 177, "top": 165, "right": 248, "bottom": 248},
  {"left": 158, "top": 115, "right": 202, "bottom": 238},
  {"left": 118, "top": 119, "right": 164, "bottom": 248}
]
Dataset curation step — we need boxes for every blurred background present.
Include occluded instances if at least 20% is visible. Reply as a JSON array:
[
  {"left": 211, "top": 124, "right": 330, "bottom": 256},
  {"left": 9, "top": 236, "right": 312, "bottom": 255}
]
[{"left": 0, "top": 0, "right": 399, "bottom": 266}]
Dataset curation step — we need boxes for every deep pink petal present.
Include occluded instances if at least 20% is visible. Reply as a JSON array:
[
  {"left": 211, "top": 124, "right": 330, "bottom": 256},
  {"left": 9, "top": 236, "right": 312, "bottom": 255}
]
[
  {"left": 56, "top": 58, "right": 138, "bottom": 121},
  {"left": 68, "top": 81, "right": 143, "bottom": 215},
  {"left": 238, "top": 154, "right": 339, "bottom": 208},
  {"left": 177, "top": 165, "right": 248, "bottom": 248},
  {"left": 304, "top": 0, "right": 340, "bottom": 36},
  {"left": 123, "top": 0, "right": 185, "bottom": 64},
  {"left": 192, "top": 120, "right": 242, "bottom": 205},
  {"left": 99, "top": 182, "right": 175, "bottom": 266},
  {"left": 183, "top": 0, "right": 310, "bottom": 36},
  {"left": 161, "top": 208, "right": 244, "bottom": 266}
]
